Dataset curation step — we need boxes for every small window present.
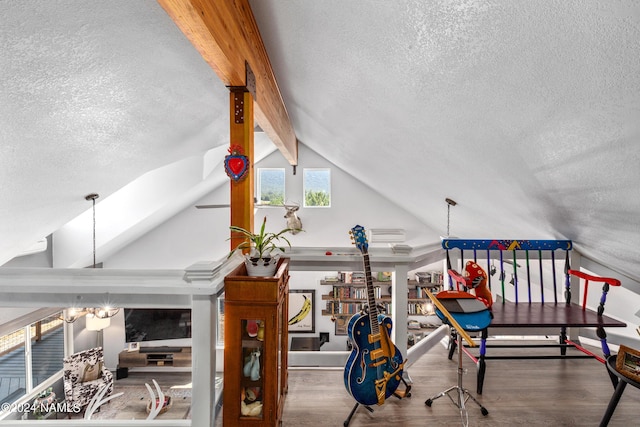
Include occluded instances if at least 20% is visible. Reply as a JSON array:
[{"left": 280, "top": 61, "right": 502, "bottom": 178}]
[
  {"left": 303, "top": 168, "right": 331, "bottom": 207},
  {"left": 257, "top": 168, "right": 285, "bottom": 206}
]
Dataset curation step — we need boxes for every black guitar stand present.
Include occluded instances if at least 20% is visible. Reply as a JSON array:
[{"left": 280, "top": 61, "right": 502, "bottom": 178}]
[
  {"left": 343, "top": 375, "right": 412, "bottom": 427},
  {"left": 425, "top": 328, "right": 488, "bottom": 427}
]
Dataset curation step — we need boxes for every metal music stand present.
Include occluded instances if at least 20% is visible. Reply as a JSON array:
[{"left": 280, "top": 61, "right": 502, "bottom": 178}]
[
  {"left": 423, "top": 289, "right": 490, "bottom": 427},
  {"left": 425, "top": 326, "right": 488, "bottom": 426}
]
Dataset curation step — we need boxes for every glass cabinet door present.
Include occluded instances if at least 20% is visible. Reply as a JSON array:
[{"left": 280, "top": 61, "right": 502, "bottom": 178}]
[
  {"left": 276, "top": 304, "right": 282, "bottom": 408},
  {"left": 278, "top": 292, "right": 288, "bottom": 403},
  {"left": 240, "top": 318, "right": 265, "bottom": 419}
]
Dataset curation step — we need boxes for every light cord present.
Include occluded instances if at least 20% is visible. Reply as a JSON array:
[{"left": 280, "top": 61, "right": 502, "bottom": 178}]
[
  {"left": 445, "top": 198, "right": 457, "bottom": 237},
  {"left": 85, "top": 193, "right": 99, "bottom": 268}
]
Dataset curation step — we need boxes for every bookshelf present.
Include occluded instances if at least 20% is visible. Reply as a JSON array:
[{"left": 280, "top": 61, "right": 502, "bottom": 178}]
[{"left": 321, "top": 270, "right": 443, "bottom": 319}]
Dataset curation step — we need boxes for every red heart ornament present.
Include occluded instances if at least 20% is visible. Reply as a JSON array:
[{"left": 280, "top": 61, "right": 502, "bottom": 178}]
[
  {"left": 224, "top": 154, "right": 249, "bottom": 181},
  {"left": 228, "top": 157, "right": 245, "bottom": 175}
]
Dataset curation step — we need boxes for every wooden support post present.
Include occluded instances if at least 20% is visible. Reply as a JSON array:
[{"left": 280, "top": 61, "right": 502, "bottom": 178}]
[
  {"left": 35, "top": 321, "right": 42, "bottom": 342},
  {"left": 229, "top": 89, "right": 255, "bottom": 251}
]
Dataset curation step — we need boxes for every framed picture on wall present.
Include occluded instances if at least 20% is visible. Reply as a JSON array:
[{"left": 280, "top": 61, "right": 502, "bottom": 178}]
[
  {"left": 288, "top": 289, "right": 315, "bottom": 333},
  {"left": 334, "top": 317, "right": 348, "bottom": 336}
]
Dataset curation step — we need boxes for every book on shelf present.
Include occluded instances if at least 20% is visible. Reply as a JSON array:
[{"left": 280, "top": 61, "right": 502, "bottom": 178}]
[
  {"left": 332, "top": 285, "right": 382, "bottom": 299},
  {"left": 338, "top": 271, "right": 367, "bottom": 283},
  {"left": 324, "top": 300, "right": 401, "bottom": 316},
  {"left": 351, "top": 272, "right": 365, "bottom": 283},
  {"left": 408, "top": 302, "right": 425, "bottom": 315},
  {"left": 415, "top": 271, "right": 444, "bottom": 285},
  {"left": 325, "top": 301, "right": 363, "bottom": 315}
]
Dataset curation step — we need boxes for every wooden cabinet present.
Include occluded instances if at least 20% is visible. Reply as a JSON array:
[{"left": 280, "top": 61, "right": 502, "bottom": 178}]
[{"left": 223, "top": 258, "right": 289, "bottom": 426}]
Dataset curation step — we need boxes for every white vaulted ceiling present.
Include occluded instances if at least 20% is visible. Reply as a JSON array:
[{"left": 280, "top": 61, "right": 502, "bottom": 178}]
[{"left": 1, "top": 1, "right": 639, "bottom": 281}]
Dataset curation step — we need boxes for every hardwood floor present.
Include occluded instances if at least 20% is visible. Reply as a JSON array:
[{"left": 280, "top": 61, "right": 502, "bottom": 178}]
[
  {"left": 6, "top": 328, "right": 634, "bottom": 424},
  {"left": 262, "top": 339, "right": 639, "bottom": 427}
]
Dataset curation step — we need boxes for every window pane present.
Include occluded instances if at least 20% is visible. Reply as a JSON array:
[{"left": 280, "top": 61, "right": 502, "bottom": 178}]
[
  {"left": 304, "top": 169, "right": 331, "bottom": 207},
  {"left": 0, "top": 328, "right": 26, "bottom": 405},
  {"left": 31, "top": 314, "right": 64, "bottom": 388},
  {"left": 257, "top": 168, "right": 285, "bottom": 205},
  {"left": 0, "top": 312, "right": 64, "bottom": 410}
]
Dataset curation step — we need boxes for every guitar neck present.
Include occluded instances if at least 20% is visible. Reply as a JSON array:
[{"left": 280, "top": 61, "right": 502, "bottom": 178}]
[{"left": 362, "top": 252, "right": 380, "bottom": 335}]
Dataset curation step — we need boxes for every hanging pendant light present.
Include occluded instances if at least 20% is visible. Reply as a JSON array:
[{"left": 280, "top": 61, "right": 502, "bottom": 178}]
[
  {"left": 440, "top": 197, "right": 458, "bottom": 240},
  {"left": 62, "top": 193, "right": 119, "bottom": 323}
]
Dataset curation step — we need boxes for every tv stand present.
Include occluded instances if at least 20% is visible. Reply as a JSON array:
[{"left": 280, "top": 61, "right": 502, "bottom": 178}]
[
  {"left": 118, "top": 346, "right": 191, "bottom": 377},
  {"left": 139, "top": 346, "right": 183, "bottom": 354}
]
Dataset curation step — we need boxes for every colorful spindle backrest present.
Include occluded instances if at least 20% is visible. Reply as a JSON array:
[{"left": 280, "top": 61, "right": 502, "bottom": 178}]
[{"left": 442, "top": 239, "right": 573, "bottom": 305}]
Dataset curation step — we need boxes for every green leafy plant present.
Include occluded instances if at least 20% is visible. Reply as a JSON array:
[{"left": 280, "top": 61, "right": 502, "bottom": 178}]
[
  {"left": 229, "top": 216, "right": 302, "bottom": 261},
  {"left": 37, "top": 387, "right": 53, "bottom": 398},
  {"left": 33, "top": 387, "right": 54, "bottom": 419},
  {"left": 305, "top": 190, "right": 330, "bottom": 207}
]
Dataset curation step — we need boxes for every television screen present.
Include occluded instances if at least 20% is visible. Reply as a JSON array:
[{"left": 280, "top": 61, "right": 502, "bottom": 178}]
[{"left": 124, "top": 309, "right": 191, "bottom": 342}]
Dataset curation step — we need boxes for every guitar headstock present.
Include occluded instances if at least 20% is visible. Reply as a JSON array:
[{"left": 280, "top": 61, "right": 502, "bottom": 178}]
[{"left": 349, "top": 225, "right": 368, "bottom": 254}]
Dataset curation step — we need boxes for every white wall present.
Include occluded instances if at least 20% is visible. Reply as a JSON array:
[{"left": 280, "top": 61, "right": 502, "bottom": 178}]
[{"left": 3, "top": 236, "right": 52, "bottom": 268}]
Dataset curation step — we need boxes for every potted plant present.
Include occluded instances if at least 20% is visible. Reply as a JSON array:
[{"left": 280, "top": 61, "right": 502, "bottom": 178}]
[
  {"left": 33, "top": 387, "right": 56, "bottom": 419},
  {"left": 229, "top": 216, "right": 302, "bottom": 276}
]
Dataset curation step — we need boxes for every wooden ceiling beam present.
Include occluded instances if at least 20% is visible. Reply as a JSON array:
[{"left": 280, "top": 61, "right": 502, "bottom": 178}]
[{"left": 157, "top": 0, "right": 298, "bottom": 165}]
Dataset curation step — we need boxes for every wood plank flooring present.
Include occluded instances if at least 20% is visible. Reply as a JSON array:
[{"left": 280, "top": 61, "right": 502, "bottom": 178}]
[
  {"left": 4, "top": 331, "right": 633, "bottom": 425},
  {"left": 218, "top": 339, "right": 640, "bottom": 427}
]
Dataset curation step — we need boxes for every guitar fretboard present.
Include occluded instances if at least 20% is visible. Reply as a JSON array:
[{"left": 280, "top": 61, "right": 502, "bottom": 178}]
[{"left": 362, "top": 253, "right": 380, "bottom": 336}]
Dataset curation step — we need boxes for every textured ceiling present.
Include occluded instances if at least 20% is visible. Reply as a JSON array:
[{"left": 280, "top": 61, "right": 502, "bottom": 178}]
[
  {"left": 1, "top": 1, "right": 639, "bottom": 281},
  {"left": 0, "top": 0, "right": 231, "bottom": 263},
  {"left": 249, "top": 0, "right": 640, "bottom": 279}
]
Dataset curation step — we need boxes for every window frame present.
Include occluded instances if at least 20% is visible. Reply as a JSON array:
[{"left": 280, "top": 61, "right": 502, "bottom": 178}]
[
  {"left": 256, "top": 167, "right": 286, "bottom": 206},
  {"left": 303, "top": 168, "right": 331, "bottom": 208}
]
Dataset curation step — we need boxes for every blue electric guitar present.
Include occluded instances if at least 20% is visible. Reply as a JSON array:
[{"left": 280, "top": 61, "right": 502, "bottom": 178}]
[{"left": 344, "top": 225, "right": 406, "bottom": 406}]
